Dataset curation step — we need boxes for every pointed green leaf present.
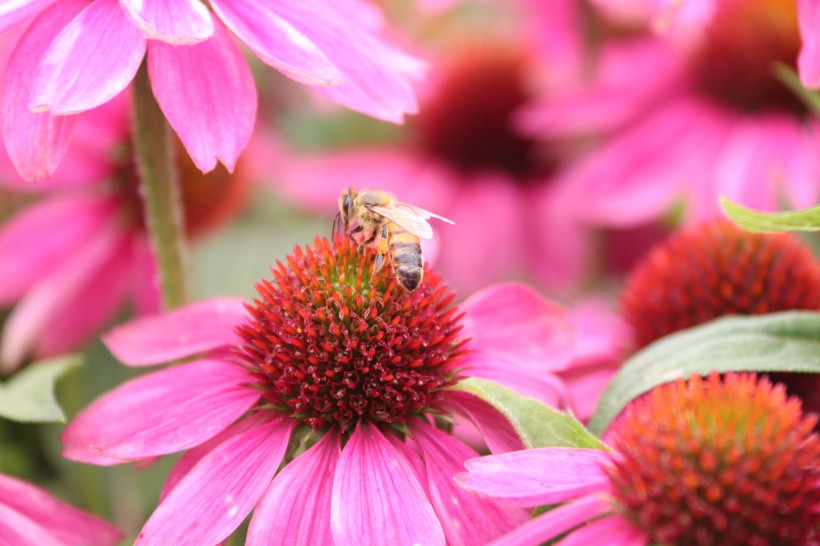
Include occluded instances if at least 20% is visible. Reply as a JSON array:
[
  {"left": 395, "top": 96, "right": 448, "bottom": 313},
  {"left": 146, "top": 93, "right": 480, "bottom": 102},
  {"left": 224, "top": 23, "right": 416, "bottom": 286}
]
[
  {"left": 452, "top": 378, "right": 608, "bottom": 450},
  {"left": 0, "top": 355, "right": 82, "bottom": 423},
  {"left": 588, "top": 311, "right": 820, "bottom": 435},
  {"left": 721, "top": 197, "right": 820, "bottom": 233}
]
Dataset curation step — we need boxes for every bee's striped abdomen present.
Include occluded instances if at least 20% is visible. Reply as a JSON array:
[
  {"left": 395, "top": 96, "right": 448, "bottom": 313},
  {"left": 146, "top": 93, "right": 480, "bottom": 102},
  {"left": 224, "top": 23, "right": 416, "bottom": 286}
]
[{"left": 387, "top": 223, "right": 423, "bottom": 291}]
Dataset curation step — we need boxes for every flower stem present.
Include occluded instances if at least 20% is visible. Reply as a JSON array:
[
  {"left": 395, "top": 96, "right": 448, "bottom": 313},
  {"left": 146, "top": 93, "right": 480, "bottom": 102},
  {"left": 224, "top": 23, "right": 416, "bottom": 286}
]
[{"left": 131, "top": 62, "right": 187, "bottom": 310}]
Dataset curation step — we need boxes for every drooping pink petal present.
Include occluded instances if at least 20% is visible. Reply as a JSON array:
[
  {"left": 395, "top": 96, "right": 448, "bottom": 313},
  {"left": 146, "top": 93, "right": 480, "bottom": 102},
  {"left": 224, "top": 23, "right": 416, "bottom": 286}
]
[
  {"left": 460, "top": 283, "right": 574, "bottom": 372},
  {"left": 0, "top": 0, "right": 58, "bottom": 33},
  {"left": 1, "top": 221, "right": 126, "bottom": 372},
  {"left": 61, "top": 359, "right": 259, "bottom": 464},
  {"left": 798, "top": 0, "right": 820, "bottom": 88},
  {"left": 0, "top": 474, "right": 122, "bottom": 546},
  {"left": 0, "top": 195, "right": 115, "bottom": 304},
  {"left": 0, "top": 502, "right": 63, "bottom": 546},
  {"left": 269, "top": 0, "right": 423, "bottom": 122},
  {"left": 412, "top": 422, "right": 528, "bottom": 546},
  {"left": 444, "top": 390, "right": 525, "bottom": 454},
  {"left": 456, "top": 448, "right": 614, "bottom": 506},
  {"left": 30, "top": 0, "right": 146, "bottom": 115},
  {"left": 148, "top": 19, "right": 256, "bottom": 173},
  {"left": 558, "top": 514, "right": 647, "bottom": 546},
  {"left": 461, "top": 351, "right": 568, "bottom": 408},
  {"left": 331, "top": 421, "right": 445, "bottom": 546},
  {"left": 247, "top": 430, "right": 340, "bottom": 546},
  {"left": 136, "top": 417, "right": 295, "bottom": 546},
  {"left": 209, "top": 0, "right": 342, "bottom": 85},
  {"left": 1, "top": 0, "right": 84, "bottom": 181},
  {"left": 120, "top": 0, "right": 214, "bottom": 44},
  {"left": 103, "top": 297, "right": 248, "bottom": 366},
  {"left": 487, "top": 494, "right": 613, "bottom": 546},
  {"left": 33, "top": 228, "right": 131, "bottom": 359}
]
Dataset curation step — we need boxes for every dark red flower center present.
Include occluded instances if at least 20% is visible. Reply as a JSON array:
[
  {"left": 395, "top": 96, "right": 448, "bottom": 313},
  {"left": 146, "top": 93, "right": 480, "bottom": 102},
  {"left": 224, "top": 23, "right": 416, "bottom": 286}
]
[
  {"left": 234, "top": 236, "right": 466, "bottom": 433},
  {"left": 118, "top": 138, "right": 250, "bottom": 237},
  {"left": 413, "top": 45, "right": 554, "bottom": 181},
  {"left": 689, "top": 0, "right": 806, "bottom": 115},
  {"left": 607, "top": 373, "right": 820, "bottom": 546}
]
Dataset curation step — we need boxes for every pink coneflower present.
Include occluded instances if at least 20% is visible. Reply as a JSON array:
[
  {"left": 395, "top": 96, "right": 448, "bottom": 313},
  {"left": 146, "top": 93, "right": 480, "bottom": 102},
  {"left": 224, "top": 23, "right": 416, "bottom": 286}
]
[
  {"left": 457, "top": 372, "right": 820, "bottom": 546},
  {"left": 0, "top": 472, "right": 122, "bottom": 546},
  {"left": 275, "top": 6, "right": 596, "bottom": 294},
  {"left": 0, "top": 94, "right": 253, "bottom": 371},
  {"left": 60, "top": 236, "right": 582, "bottom": 545},
  {"left": 540, "top": 0, "right": 820, "bottom": 228},
  {"left": 0, "top": 0, "right": 423, "bottom": 179}
]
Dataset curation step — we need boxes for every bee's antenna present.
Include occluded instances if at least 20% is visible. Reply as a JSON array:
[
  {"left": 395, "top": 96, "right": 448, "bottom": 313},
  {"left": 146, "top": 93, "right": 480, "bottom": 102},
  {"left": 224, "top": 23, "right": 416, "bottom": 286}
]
[{"left": 332, "top": 212, "right": 342, "bottom": 241}]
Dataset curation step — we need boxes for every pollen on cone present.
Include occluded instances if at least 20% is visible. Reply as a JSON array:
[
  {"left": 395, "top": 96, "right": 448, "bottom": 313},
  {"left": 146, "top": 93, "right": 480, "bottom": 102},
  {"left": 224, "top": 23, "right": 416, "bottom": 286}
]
[{"left": 606, "top": 372, "right": 820, "bottom": 546}]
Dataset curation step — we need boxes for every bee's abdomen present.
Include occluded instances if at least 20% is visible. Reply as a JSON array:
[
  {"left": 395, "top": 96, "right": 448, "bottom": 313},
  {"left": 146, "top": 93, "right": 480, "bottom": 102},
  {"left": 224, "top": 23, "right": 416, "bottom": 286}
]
[{"left": 388, "top": 224, "right": 423, "bottom": 291}]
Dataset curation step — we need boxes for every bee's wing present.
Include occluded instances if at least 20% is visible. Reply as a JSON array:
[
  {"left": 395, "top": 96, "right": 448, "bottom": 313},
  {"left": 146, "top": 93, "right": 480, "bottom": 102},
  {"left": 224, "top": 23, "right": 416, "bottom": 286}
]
[
  {"left": 395, "top": 202, "right": 455, "bottom": 225},
  {"left": 369, "top": 205, "right": 434, "bottom": 239}
]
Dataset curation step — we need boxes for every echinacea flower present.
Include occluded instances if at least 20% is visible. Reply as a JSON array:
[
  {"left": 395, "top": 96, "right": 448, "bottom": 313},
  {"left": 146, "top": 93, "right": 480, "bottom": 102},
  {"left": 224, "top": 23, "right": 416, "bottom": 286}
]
[
  {"left": 540, "top": 0, "right": 820, "bottom": 228},
  {"left": 60, "top": 236, "right": 581, "bottom": 545},
  {"left": 457, "top": 372, "right": 820, "bottom": 546},
  {"left": 0, "top": 472, "right": 122, "bottom": 546},
  {"left": 0, "top": 0, "right": 423, "bottom": 179},
  {"left": 621, "top": 218, "right": 820, "bottom": 411},
  {"left": 0, "top": 93, "right": 254, "bottom": 371}
]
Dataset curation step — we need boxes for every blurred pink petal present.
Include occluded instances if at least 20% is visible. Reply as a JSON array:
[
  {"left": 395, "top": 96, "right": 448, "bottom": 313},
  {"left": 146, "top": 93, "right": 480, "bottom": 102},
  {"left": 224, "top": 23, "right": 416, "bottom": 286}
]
[
  {"left": 412, "top": 422, "right": 528, "bottom": 545},
  {"left": 209, "top": 0, "right": 342, "bottom": 85},
  {"left": 331, "top": 421, "right": 444, "bottom": 546},
  {"left": 127, "top": 234, "right": 162, "bottom": 315},
  {"left": 559, "top": 515, "right": 647, "bottom": 546},
  {"left": 457, "top": 448, "right": 614, "bottom": 506},
  {"left": 30, "top": 0, "right": 146, "bottom": 115},
  {"left": 1, "top": 0, "right": 84, "bottom": 181},
  {"left": 1, "top": 221, "right": 125, "bottom": 371},
  {"left": 120, "top": 0, "right": 214, "bottom": 44},
  {"left": 799, "top": 0, "right": 820, "bottom": 88},
  {"left": 0, "top": 503, "right": 64, "bottom": 546},
  {"left": 135, "top": 417, "right": 294, "bottom": 546},
  {"left": 0, "top": 474, "right": 122, "bottom": 546},
  {"left": 103, "top": 297, "right": 247, "bottom": 366},
  {"left": 148, "top": 19, "right": 256, "bottom": 172},
  {"left": 444, "top": 391, "right": 525, "bottom": 454},
  {"left": 60, "top": 359, "right": 259, "bottom": 463},
  {"left": 461, "top": 351, "right": 568, "bottom": 408},
  {"left": 0, "top": 195, "right": 115, "bottom": 304},
  {"left": 247, "top": 429, "right": 339, "bottom": 546},
  {"left": 0, "top": 0, "right": 57, "bottom": 33}
]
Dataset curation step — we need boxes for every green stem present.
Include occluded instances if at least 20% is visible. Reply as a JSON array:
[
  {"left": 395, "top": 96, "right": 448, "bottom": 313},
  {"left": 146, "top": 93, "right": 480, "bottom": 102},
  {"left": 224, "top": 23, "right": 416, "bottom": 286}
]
[{"left": 131, "top": 62, "right": 188, "bottom": 310}]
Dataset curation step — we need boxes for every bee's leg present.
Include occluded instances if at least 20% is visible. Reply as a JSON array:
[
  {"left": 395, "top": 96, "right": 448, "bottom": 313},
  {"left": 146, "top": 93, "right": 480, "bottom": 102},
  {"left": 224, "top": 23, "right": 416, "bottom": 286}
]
[
  {"left": 347, "top": 225, "right": 363, "bottom": 242},
  {"left": 372, "top": 224, "right": 389, "bottom": 274},
  {"left": 357, "top": 229, "right": 378, "bottom": 255},
  {"left": 373, "top": 252, "right": 385, "bottom": 273}
]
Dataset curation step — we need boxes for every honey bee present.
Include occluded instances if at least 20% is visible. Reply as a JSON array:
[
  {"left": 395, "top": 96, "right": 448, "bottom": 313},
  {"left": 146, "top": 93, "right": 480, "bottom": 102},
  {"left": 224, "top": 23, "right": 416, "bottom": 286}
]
[{"left": 336, "top": 187, "right": 454, "bottom": 291}]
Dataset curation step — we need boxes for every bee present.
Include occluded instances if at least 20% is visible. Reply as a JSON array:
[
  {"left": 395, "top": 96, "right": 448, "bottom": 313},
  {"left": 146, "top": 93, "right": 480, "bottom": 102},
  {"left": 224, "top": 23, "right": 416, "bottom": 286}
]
[{"left": 335, "top": 187, "right": 454, "bottom": 291}]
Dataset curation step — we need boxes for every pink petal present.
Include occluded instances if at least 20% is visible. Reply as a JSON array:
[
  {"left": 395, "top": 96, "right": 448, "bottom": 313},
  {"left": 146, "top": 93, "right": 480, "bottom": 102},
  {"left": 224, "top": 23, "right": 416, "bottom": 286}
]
[
  {"left": 0, "top": 502, "right": 63, "bottom": 546},
  {"left": 0, "top": 474, "right": 122, "bottom": 546},
  {"left": 61, "top": 359, "right": 260, "bottom": 464},
  {"left": 487, "top": 494, "right": 613, "bottom": 546},
  {"left": 148, "top": 19, "right": 256, "bottom": 173},
  {"left": 0, "top": 195, "right": 115, "bottom": 304},
  {"left": 559, "top": 514, "right": 647, "bottom": 546},
  {"left": 799, "top": 0, "right": 820, "bottom": 88},
  {"left": 127, "top": 234, "right": 162, "bottom": 315},
  {"left": 136, "top": 417, "right": 295, "bottom": 546},
  {"left": 1, "top": 220, "right": 126, "bottom": 372},
  {"left": 103, "top": 297, "right": 248, "bottom": 366},
  {"left": 412, "top": 423, "right": 528, "bottom": 546},
  {"left": 119, "top": 0, "right": 214, "bottom": 44},
  {"left": 247, "top": 430, "right": 340, "bottom": 546},
  {"left": 0, "top": 0, "right": 58, "bottom": 33},
  {"left": 461, "top": 283, "right": 574, "bottom": 372},
  {"left": 1, "top": 0, "right": 84, "bottom": 181},
  {"left": 331, "top": 421, "right": 445, "bottom": 546},
  {"left": 209, "top": 0, "right": 342, "bottom": 85},
  {"left": 461, "top": 351, "right": 568, "bottom": 408},
  {"left": 30, "top": 0, "right": 146, "bottom": 115},
  {"left": 456, "top": 448, "right": 614, "bottom": 506},
  {"left": 444, "top": 390, "right": 525, "bottom": 454},
  {"left": 779, "top": 122, "right": 820, "bottom": 209}
]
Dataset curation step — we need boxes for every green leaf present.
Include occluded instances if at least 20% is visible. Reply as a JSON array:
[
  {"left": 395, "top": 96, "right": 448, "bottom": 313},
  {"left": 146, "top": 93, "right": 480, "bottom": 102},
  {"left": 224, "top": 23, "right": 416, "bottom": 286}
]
[
  {"left": 453, "top": 378, "right": 609, "bottom": 450},
  {"left": 773, "top": 62, "right": 820, "bottom": 114},
  {"left": 721, "top": 197, "right": 820, "bottom": 233},
  {"left": 588, "top": 311, "right": 820, "bottom": 435},
  {"left": 0, "top": 355, "right": 82, "bottom": 423}
]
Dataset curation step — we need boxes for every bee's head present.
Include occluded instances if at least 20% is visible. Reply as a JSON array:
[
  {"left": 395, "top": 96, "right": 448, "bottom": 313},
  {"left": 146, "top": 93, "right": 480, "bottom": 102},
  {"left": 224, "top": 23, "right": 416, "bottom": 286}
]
[{"left": 338, "top": 187, "right": 357, "bottom": 227}]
